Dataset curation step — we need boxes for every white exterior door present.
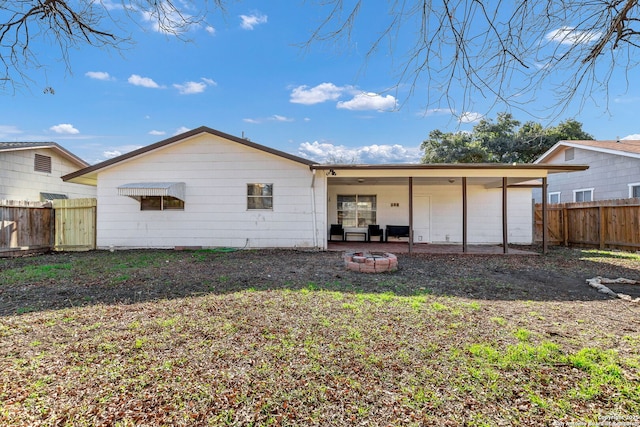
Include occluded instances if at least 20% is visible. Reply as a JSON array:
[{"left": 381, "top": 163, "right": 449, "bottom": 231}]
[{"left": 413, "top": 195, "right": 431, "bottom": 243}]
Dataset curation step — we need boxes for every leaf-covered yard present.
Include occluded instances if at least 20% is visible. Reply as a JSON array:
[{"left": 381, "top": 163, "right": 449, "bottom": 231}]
[{"left": 0, "top": 248, "right": 639, "bottom": 426}]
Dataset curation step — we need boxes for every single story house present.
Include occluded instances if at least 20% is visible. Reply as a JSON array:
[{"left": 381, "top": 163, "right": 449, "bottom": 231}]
[
  {"left": 533, "top": 139, "right": 640, "bottom": 203},
  {"left": 62, "top": 127, "right": 587, "bottom": 252},
  {"left": 0, "top": 142, "right": 96, "bottom": 202}
]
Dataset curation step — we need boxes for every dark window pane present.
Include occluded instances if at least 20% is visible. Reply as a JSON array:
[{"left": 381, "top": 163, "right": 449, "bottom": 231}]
[{"left": 141, "top": 196, "right": 162, "bottom": 210}]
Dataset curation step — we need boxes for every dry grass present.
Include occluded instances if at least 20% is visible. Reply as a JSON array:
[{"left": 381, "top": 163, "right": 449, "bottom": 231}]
[{"left": 0, "top": 248, "right": 639, "bottom": 426}]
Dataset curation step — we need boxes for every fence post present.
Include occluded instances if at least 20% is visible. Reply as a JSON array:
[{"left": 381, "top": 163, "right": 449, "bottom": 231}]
[
  {"left": 563, "top": 205, "right": 569, "bottom": 246},
  {"left": 599, "top": 206, "right": 605, "bottom": 250}
]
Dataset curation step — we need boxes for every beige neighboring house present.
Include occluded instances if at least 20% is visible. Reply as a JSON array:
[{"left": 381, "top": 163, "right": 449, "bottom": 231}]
[
  {"left": 0, "top": 142, "right": 96, "bottom": 202},
  {"left": 534, "top": 139, "right": 640, "bottom": 203},
  {"left": 62, "top": 126, "right": 586, "bottom": 251}
]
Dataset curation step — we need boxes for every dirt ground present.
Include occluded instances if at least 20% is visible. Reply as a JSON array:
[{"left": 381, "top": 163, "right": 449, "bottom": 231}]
[
  {"left": 1, "top": 246, "right": 640, "bottom": 317},
  {"left": 1, "top": 246, "right": 640, "bottom": 425}
]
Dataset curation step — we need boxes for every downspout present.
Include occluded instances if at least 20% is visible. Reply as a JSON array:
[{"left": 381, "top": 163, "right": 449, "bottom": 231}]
[{"left": 310, "top": 169, "right": 318, "bottom": 249}]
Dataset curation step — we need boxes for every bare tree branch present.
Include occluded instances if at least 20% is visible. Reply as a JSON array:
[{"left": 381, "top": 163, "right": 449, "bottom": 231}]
[
  {"left": 305, "top": 0, "right": 640, "bottom": 118},
  {"left": 0, "top": 0, "right": 222, "bottom": 92}
]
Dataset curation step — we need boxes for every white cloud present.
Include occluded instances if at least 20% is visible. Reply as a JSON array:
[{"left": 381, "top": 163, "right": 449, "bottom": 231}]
[
  {"left": 614, "top": 96, "right": 640, "bottom": 104},
  {"left": 545, "top": 26, "right": 601, "bottom": 45},
  {"left": 458, "top": 112, "right": 483, "bottom": 124},
  {"left": 359, "top": 144, "right": 421, "bottom": 164},
  {"left": 128, "top": 74, "right": 162, "bottom": 88},
  {"left": 103, "top": 150, "right": 122, "bottom": 159},
  {"left": 0, "top": 125, "right": 22, "bottom": 137},
  {"left": 149, "top": 130, "right": 166, "bottom": 136},
  {"left": 297, "top": 141, "right": 421, "bottom": 164},
  {"left": 50, "top": 124, "right": 80, "bottom": 134},
  {"left": 205, "top": 26, "right": 216, "bottom": 35},
  {"left": 290, "top": 83, "right": 348, "bottom": 105},
  {"left": 174, "top": 78, "right": 216, "bottom": 95},
  {"left": 102, "top": 144, "right": 143, "bottom": 160},
  {"left": 622, "top": 134, "right": 640, "bottom": 140},
  {"left": 243, "top": 115, "right": 295, "bottom": 124},
  {"left": 174, "top": 81, "right": 206, "bottom": 95},
  {"left": 240, "top": 12, "right": 268, "bottom": 30},
  {"left": 102, "top": 0, "right": 125, "bottom": 11},
  {"left": 272, "top": 115, "right": 294, "bottom": 122},
  {"left": 337, "top": 92, "right": 397, "bottom": 111},
  {"left": 85, "top": 71, "right": 113, "bottom": 81},
  {"left": 423, "top": 108, "right": 454, "bottom": 116},
  {"left": 174, "top": 126, "right": 191, "bottom": 135},
  {"left": 141, "top": 5, "right": 195, "bottom": 35}
]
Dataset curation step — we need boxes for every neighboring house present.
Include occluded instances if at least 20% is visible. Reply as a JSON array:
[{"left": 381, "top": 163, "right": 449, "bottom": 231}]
[
  {"left": 62, "top": 127, "right": 586, "bottom": 251},
  {"left": 534, "top": 139, "right": 640, "bottom": 203},
  {"left": 0, "top": 142, "right": 96, "bottom": 201}
]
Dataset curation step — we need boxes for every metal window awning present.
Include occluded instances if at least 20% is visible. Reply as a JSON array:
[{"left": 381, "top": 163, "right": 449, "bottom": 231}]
[
  {"left": 118, "top": 182, "right": 186, "bottom": 201},
  {"left": 40, "top": 192, "right": 68, "bottom": 201}
]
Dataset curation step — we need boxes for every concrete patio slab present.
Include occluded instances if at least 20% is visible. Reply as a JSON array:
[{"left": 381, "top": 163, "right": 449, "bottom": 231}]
[{"left": 327, "top": 241, "right": 539, "bottom": 255}]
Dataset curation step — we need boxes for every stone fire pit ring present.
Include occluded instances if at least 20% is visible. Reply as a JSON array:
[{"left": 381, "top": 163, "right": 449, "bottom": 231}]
[{"left": 343, "top": 251, "right": 398, "bottom": 273}]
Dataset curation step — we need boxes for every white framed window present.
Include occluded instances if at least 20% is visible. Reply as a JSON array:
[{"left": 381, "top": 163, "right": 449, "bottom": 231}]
[
  {"left": 573, "top": 188, "right": 593, "bottom": 202},
  {"left": 247, "top": 184, "right": 273, "bottom": 210},
  {"left": 629, "top": 183, "right": 640, "bottom": 198},
  {"left": 548, "top": 192, "right": 561, "bottom": 204},
  {"left": 337, "top": 195, "right": 376, "bottom": 227}
]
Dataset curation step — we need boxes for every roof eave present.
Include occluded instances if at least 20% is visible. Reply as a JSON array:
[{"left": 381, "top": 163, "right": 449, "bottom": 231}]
[
  {"left": 62, "top": 126, "right": 315, "bottom": 183},
  {"left": 311, "top": 163, "right": 589, "bottom": 172},
  {"left": 1, "top": 142, "right": 89, "bottom": 168}
]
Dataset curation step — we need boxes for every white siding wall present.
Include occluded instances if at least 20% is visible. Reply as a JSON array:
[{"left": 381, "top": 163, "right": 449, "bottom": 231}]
[
  {"left": 0, "top": 149, "right": 96, "bottom": 201},
  {"left": 328, "top": 184, "right": 532, "bottom": 244},
  {"left": 96, "top": 134, "right": 325, "bottom": 249},
  {"left": 534, "top": 147, "right": 640, "bottom": 202}
]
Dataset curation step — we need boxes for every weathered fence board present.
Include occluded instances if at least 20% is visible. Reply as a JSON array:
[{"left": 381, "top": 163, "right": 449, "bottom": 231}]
[
  {"left": 534, "top": 198, "right": 640, "bottom": 251},
  {"left": 0, "top": 200, "right": 53, "bottom": 256},
  {"left": 53, "top": 198, "right": 97, "bottom": 251}
]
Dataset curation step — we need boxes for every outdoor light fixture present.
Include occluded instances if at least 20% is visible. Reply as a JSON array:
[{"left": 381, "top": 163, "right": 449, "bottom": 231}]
[
  {"left": 448, "top": 178, "right": 455, "bottom": 183},
  {"left": 357, "top": 178, "right": 365, "bottom": 183}
]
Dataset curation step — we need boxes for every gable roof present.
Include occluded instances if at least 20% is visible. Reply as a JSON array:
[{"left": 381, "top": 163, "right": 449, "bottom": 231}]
[
  {"left": 535, "top": 140, "right": 640, "bottom": 163},
  {"left": 0, "top": 141, "right": 89, "bottom": 167},
  {"left": 62, "top": 126, "right": 317, "bottom": 185}
]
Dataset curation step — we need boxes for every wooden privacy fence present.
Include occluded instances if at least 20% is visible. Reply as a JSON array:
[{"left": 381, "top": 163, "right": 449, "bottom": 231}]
[
  {"left": 52, "top": 198, "right": 97, "bottom": 252},
  {"left": 534, "top": 198, "right": 640, "bottom": 251},
  {"left": 0, "top": 200, "right": 53, "bottom": 257},
  {"left": 0, "top": 198, "right": 96, "bottom": 256}
]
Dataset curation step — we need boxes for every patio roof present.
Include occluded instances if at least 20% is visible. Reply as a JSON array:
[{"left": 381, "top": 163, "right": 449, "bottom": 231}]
[{"left": 312, "top": 163, "right": 588, "bottom": 187}]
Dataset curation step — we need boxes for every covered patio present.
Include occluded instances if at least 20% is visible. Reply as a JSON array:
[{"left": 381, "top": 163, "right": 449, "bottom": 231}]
[{"left": 315, "top": 163, "right": 589, "bottom": 254}]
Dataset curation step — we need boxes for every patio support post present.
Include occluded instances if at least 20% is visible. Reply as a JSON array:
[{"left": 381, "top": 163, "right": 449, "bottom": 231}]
[
  {"left": 409, "top": 177, "right": 413, "bottom": 254},
  {"left": 462, "top": 177, "right": 468, "bottom": 253},
  {"left": 502, "top": 177, "right": 508, "bottom": 254},
  {"left": 542, "top": 176, "right": 548, "bottom": 254}
]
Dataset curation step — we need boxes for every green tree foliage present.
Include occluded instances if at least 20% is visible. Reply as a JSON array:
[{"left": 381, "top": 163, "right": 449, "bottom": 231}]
[
  {"left": 421, "top": 130, "right": 488, "bottom": 163},
  {"left": 420, "top": 114, "right": 593, "bottom": 164}
]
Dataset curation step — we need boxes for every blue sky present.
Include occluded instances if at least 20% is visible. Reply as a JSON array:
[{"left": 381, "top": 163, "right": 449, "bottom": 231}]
[{"left": 2, "top": 1, "right": 640, "bottom": 165}]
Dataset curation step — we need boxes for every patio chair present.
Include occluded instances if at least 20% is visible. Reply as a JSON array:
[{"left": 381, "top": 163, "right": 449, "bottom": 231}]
[
  {"left": 368, "top": 224, "right": 384, "bottom": 242},
  {"left": 329, "top": 224, "right": 345, "bottom": 241}
]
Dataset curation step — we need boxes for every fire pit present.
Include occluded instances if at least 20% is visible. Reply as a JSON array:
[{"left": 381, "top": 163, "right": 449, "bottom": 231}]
[{"left": 343, "top": 251, "right": 398, "bottom": 273}]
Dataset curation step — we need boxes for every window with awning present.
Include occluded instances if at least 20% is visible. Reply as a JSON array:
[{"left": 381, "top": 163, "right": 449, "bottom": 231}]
[{"left": 118, "top": 182, "right": 186, "bottom": 211}]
